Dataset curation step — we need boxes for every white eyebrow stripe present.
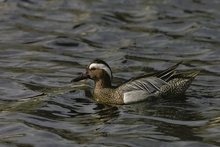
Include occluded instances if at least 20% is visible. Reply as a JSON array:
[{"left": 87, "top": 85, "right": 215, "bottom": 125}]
[{"left": 89, "top": 63, "right": 112, "bottom": 78}]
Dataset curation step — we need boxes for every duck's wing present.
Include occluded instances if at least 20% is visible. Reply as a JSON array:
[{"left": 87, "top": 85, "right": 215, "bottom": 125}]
[
  {"left": 118, "top": 76, "right": 168, "bottom": 104},
  {"left": 119, "top": 61, "right": 182, "bottom": 86},
  {"left": 154, "top": 61, "right": 183, "bottom": 81},
  {"left": 117, "top": 62, "right": 184, "bottom": 104},
  {"left": 119, "top": 76, "right": 168, "bottom": 93},
  {"left": 117, "top": 62, "right": 200, "bottom": 104}
]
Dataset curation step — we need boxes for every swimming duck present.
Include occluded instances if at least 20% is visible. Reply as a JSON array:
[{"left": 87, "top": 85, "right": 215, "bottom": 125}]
[{"left": 72, "top": 59, "right": 199, "bottom": 105}]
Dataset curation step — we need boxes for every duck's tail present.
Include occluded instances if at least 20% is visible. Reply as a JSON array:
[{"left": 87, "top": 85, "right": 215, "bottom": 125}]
[
  {"left": 157, "top": 70, "right": 200, "bottom": 98},
  {"left": 188, "top": 70, "right": 200, "bottom": 78},
  {"left": 153, "top": 61, "right": 200, "bottom": 82}
]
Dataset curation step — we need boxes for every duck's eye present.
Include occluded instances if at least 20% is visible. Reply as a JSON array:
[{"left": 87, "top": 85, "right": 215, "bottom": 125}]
[{"left": 90, "top": 67, "right": 96, "bottom": 70}]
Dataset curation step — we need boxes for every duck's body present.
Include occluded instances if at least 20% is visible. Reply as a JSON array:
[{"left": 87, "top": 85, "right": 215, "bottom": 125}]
[{"left": 72, "top": 59, "right": 199, "bottom": 105}]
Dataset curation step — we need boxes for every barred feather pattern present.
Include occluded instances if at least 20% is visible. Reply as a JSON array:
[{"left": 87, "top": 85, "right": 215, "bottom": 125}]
[{"left": 118, "top": 76, "right": 168, "bottom": 104}]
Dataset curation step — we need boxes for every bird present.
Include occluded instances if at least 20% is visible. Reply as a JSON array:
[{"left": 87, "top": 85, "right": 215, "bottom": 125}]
[{"left": 72, "top": 59, "right": 200, "bottom": 105}]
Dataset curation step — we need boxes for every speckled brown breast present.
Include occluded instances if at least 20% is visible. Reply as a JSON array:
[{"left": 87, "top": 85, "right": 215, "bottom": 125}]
[{"left": 93, "top": 88, "right": 124, "bottom": 104}]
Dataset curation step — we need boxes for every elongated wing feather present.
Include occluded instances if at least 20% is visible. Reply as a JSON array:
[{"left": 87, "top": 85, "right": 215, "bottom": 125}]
[
  {"left": 118, "top": 61, "right": 182, "bottom": 87},
  {"left": 118, "top": 76, "right": 169, "bottom": 104},
  {"left": 115, "top": 62, "right": 199, "bottom": 104},
  {"left": 154, "top": 61, "right": 182, "bottom": 81},
  {"left": 119, "top": 76, "right": 168, "bottom": 94}
]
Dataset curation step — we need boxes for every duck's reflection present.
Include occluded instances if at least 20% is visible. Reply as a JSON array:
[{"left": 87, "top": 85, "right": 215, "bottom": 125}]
[{"left": 93, "top": 96, "right": 207, "bottom": 142}]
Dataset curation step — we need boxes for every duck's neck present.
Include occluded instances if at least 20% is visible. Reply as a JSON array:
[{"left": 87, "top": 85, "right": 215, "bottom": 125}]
[{"left": 94, "top": 78, "right": 112, "bottom": 89}]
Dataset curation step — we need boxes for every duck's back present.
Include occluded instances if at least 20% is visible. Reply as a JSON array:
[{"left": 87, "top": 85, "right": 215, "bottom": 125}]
[
  {"left": 117, "top": 76, "right": 167, "bottom": 104},
  {"left": 117, "top": 62, "right": 200, "bottom": 104}
]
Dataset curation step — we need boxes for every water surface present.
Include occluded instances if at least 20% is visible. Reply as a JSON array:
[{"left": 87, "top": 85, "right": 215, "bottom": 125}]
[{"left": 0, "top": 0, "right": 220, "bottom": 146}]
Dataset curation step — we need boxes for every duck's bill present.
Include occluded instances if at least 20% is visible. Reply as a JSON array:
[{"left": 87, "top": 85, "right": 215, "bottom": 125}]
[{"left": 71, "top": 73, "right": 90, "bottom": 82}]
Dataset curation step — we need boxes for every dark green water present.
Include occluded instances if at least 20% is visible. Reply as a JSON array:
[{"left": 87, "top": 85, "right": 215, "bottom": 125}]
[{"left": 0, "top": 0, "right": 220, "bottom": 146}]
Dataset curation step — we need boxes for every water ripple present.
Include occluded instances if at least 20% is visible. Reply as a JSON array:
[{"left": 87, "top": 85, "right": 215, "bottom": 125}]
[{"left": 0, "top": 0, "right": 219, "bottom": 146}]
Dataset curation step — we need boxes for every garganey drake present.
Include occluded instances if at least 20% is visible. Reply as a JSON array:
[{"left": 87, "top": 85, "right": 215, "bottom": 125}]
[{"left": 72, "top": 59, "right": 199, "bottom": 105}]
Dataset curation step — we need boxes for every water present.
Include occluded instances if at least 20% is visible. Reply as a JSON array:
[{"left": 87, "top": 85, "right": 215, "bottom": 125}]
[{"left": 0, "top": 0, "right": 220, "bottom": 146}]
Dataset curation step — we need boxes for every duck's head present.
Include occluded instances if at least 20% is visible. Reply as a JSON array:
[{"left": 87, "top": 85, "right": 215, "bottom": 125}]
[{"left": 72, "top": 59, "right": 113, "bottom": 82}]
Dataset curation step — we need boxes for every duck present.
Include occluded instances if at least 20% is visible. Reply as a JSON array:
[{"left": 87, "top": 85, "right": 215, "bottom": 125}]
[{"left": 72, "top": 59, "right": 200, "bottom": 105}]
